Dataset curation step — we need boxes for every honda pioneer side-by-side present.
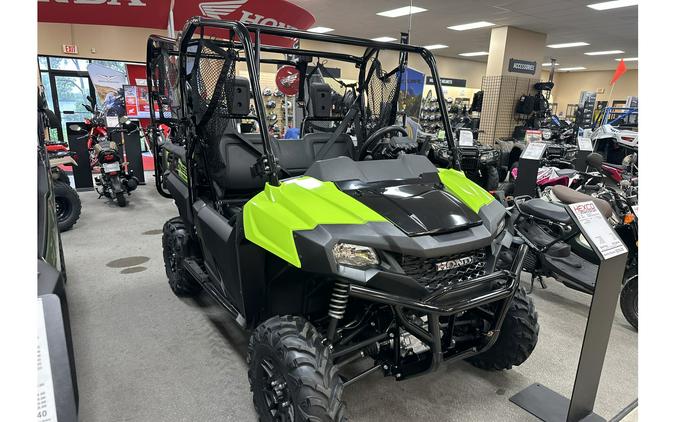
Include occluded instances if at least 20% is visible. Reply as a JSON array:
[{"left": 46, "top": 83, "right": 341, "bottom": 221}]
[{"left": 147, "top": 19, "right": 538, "bottom": 421}]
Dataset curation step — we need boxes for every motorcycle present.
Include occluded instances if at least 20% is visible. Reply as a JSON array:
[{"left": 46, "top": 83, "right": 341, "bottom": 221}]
[
  {"left": 69, "top": 99, "right": 139, "bottom": 207},
  {"left": 500, "top": 185, "right": 638, "bottom": 330}
]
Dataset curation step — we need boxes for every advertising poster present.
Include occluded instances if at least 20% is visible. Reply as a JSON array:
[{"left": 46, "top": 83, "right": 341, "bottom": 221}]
[
  {"left": 124, "top": 85, "right": 154, "bottom": 119},
  {"left": 398, "top": 67, "right": 425, "bottom": 123},
  {"left": 87, "top": 63, "right": 127, "bottom": 116}
]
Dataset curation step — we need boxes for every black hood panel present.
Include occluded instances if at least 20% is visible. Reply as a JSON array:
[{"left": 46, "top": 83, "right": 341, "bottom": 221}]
[{"left": 340, "top": 181, "right": 483, "bottom": 236}]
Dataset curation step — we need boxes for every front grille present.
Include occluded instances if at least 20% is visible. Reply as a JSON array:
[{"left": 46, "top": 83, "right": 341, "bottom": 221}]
[{"left": 398, "top": 249, "right": 488, "bottom": 292}]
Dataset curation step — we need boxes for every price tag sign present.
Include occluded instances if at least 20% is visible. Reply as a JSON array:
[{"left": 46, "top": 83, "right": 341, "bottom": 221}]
[
  {"left": 521, "top": 142, "right": 547, "bottom": 160},
  {"left": 37, "top": 299, "right": 57, "bottom": 422},
  {"left": 631, "top": 204, "right": 639, "bottom": 219},
  {"left": 525, "top": 129, "right": 543, "bottom": 143},
  {"left": 459, "top": 129, "right": 474, "bottom": 146},
  {"left": 569, "top": 201, "right": 628, "bottom": 259},
  {"left": 106, "top": 115, "right": 119, "bottom": 128},
  {"left": 578, "top": 136, "right": 593, "bottom": 151}
]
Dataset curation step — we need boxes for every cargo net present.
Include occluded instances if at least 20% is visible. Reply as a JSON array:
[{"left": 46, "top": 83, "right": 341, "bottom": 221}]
[
  {"left": 189, "top": 40, "right": 238, "bottom": 140},
  {"left": 364, "top": 58, "right": 399, "bottom": 137}
]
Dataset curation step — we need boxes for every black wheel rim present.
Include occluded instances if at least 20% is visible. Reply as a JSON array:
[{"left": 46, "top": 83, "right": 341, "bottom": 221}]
[
  {"left": 258, "top": 357, "right": 294, "bottom": 421},
  {"left": 55, "top": 197, "right": 70, "bottom": 221}
]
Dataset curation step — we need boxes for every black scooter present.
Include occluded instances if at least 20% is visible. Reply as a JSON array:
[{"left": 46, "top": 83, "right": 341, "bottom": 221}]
[{"left": 501, "top": 186, "right": 638, "bottom": 329}]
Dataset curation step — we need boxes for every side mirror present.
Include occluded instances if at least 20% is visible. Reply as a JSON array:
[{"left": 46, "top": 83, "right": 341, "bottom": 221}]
[
  {"left": 87, "top": 95, "right": 95, "bottom": 106},
  {"left": 68, "top": 124, "right": 83, "bottom": 132},
  {"left": 84, "top": 104, "right": 94, "bottom": 113}
]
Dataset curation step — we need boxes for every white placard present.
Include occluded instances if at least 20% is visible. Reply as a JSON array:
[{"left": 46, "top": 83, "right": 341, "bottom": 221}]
[
  {"left": 105, "top": 115, "right": 119, "bottom": 128},
  {"left": 37, "top": 299, "right": 58, "bottom": 422},
  {"left": 521, "top": 142, "right": 547, "bottom": 160},
  {"left": 569, "top": 201, "right": 628, "bottom": 259},
  {"left": 631, "top": 204, "right": 639, "bottom": 219},
  {"left": 577, "top": 136, "right": 593, "bottom": 151},
  {"left": 458, "top": 130, "right": 474, "bottom": 146}
]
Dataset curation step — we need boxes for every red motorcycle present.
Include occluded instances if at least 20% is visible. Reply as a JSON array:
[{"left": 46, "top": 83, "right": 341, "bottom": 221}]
[{"left": 70, "top": 97, "right": 139, "bottom": 207}]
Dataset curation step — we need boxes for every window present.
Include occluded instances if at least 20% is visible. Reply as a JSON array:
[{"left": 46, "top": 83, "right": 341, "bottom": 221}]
[
  {"left": 38, "top": 56, "right": 49, "bottom": 70},
  {"left": 48, "top": 57, "right": 90, "bottom": 71}
]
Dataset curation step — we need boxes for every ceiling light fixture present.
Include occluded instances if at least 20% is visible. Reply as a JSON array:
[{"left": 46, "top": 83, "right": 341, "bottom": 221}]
[
  {"left": 424, "top": 44, "right": 448, "bottom": 50},
  {"left": 307, "top": 26, "right": 334, "bottom": 33},
  {"left": 307, "top": 26, "right": 334, "bottom": 34},
  {"left": 376, "top": 6, "right": 427, "bottom": 18},
  {"left": 547, "top": 42, "right": 590, "bottom": 48},
  {"left": 587, "top": 0, "right": 638, "bottom": 11},
  {"left": 542, "top": 63, "right": 560, "bottom": 67},
  {"left": 584, "top": 50, "right": 624, "bottom": 55},
  {"left": 371, "top": 36, "right": 397, "bottom": 42},
  {"left": 448, "top": 21, "right": 495, "bottom": 31},
  {"left": 559, "top": 66, "right": 587, "bottom": 71},
  {"left": 459, "top": 51, "right": 489, "bottom": 57},
  {"left": 616, "top": 57, "right": 638, "bottom": 61}
]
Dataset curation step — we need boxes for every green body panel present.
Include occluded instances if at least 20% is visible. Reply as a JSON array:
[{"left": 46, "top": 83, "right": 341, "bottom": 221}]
[
  {"left": 437, "top": 168, "right": 495, "bottom": 213},
  {"left": 243, "top": 177, "right": 388, "bottom": 267}
]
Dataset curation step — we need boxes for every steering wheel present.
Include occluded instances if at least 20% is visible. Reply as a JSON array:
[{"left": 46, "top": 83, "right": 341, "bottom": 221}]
[{"left": 358, "top": 125, "right": 409, "bottom": 160}]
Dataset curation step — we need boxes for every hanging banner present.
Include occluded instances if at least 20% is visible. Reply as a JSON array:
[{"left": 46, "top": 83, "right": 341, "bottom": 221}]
[
  {"left": 87, "top": 63, "right": 127, "bottom": 116},
  {"left": 38, "top": 0, "right": 315, "bottom": 48}
]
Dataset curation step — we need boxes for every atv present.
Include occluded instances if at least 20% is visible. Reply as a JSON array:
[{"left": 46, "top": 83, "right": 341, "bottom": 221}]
[{"left": 147, "top": 18, "right": 539, "bottom": 421}]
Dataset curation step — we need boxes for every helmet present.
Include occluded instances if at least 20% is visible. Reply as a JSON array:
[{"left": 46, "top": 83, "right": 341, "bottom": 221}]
[
  {"left": 266, "top": 100, "right": 276, "bottom": 109},
  {"left": 263, "top": 88, "right": 273, "bottom": 96}
]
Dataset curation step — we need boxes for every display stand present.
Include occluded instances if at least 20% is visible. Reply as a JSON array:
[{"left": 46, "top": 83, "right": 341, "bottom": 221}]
[
  {"left": 38, "top": 294, "right": 78, "bottom": 422},
  {"left": 514, "top": 141, "right": 546, "bottom": 197},
  {"left": 510, "top": 201, "right": 629, "bottom": 422},
  {"left": 110, "top": 121, "right": 146, "bottom": 184},
  {"left": 575, "top": 137, "right": 593, "bottom": 171},
  {"left": 66, "top": 122, "right": 94, "bottom": 191}
]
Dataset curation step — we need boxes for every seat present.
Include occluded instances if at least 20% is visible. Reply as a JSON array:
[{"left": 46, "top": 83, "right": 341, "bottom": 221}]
[
  {"left": 519, "top": 198, "right": 573, "bottom": 225},
  {"left": 550, "top": 185, "right": 613, "bottom": 219}
]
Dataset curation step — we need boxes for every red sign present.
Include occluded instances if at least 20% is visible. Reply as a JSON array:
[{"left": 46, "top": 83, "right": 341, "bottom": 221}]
[
  {"left": 62, "top": 44, "right": 78, "bottom": 54},
  {"left": 275, "top": 65, "right": 300, "bottom": 96},
  {"left": 38, "top": 0, "right": 315, "bottom": 48}
]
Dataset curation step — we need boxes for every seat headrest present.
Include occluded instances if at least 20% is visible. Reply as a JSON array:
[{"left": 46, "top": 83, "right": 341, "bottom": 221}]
[
  {"left": 310, "top": 82, "right": 332, "bottom": 118},
  {"left": 230, "top": 76, "right": 251, "bottom": 116}
]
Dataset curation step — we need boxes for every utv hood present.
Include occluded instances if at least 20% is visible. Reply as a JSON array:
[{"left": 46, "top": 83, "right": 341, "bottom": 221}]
[{"left": 336, "top": 180, "right": 482, "bottom": 236}]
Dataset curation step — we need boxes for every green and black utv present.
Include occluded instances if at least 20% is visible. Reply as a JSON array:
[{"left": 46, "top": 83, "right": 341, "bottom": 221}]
[{"left": 147, "top": 18, "right": 538, "bottom": 421}]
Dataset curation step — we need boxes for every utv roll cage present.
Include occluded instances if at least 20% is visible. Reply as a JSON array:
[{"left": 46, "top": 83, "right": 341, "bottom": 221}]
[{"left": 147, "top": 17, "right": 460, "bottom": 200}]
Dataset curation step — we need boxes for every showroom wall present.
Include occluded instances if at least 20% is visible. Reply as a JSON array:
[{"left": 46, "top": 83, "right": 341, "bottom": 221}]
[{"left": 549, "top": 69, "right": 638, "bottom": 110}]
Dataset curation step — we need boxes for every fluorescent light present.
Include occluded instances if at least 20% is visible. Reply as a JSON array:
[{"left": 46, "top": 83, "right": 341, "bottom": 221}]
[
  {"left": 587, "top": 0, "right": 638, "bottom": 11},
  {"left": 377, "top": 6, "right": 427, "bottom": 18},
  {"left": 542, "top": 63, "right": 560, "bottom": 67},
  {"left": 448, "top": 21, "right": 495, "bottom": 31},
  {"left": 459, "top": 51, "right": 489, "bottom": 57},
  {"left": 371, "top": 36, "right": 397, "bottom": 42},
  {"left": 307, "top": 26, "right": 334, "bottom": 33},
  {"left": 559, "top": 67, "right": 587, "bottom": 71},
  {"left": 585, "top": 50, "right": 624, "bottom": 55},
  {"left": 616, "top": 57, "right": 638, "bottom": 61},
  {"left": 424, "top": 44, "right": 448, "bottom": 50},
  {"left": 547, "top": 42, "right": 590, "bottom": 48}
]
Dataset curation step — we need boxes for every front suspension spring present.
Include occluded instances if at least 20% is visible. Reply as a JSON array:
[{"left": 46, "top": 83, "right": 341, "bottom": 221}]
[{"left": 328, "top": 281, "right": 350, "bottom": 320}]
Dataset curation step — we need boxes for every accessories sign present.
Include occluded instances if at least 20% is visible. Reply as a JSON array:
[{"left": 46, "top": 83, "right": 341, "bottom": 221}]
[{"left": 508, "top": 59, "right": 537, "bottom": 75}]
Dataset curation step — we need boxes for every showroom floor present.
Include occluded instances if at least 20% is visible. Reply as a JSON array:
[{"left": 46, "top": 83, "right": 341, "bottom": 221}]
[{"left": 61, "top": 179, "right": 637, "bottom": 422}]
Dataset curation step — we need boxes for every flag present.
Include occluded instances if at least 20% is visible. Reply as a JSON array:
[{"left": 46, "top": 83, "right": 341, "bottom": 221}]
[{"left": 610, "top": 59, "right": 627, "bottom": 85}]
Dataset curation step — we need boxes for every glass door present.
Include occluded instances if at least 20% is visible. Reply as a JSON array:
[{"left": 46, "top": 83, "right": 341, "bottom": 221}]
[{"left": 53, "top": 75, "right": 94, "bottom": 142}]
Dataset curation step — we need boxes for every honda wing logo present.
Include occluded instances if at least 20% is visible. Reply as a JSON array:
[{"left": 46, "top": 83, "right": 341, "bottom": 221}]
[
  {"left": 280, "top": 73, "right": 298, "bottom": 87},
  {"left": 435, "top": 256, "right": 475, "bottom": 272},
  {"left": 199, "top": 0, "right": 248, "bottom": 19}
]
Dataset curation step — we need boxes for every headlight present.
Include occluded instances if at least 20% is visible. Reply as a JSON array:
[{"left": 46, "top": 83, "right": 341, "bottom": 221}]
[{"left": 332, "top": 243, "right": 379, "bottom": 267}]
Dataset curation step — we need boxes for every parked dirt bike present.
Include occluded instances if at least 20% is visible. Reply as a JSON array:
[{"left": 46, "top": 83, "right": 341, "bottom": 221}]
[
  {"left": 46, "top": 143, "right": 82, "bottom": 231},
  {"left": 70, "top": 101, "right": 139, "bottom": 206},
  {"left": 501, "top": 185, "right": 637, "bottom": 330}
]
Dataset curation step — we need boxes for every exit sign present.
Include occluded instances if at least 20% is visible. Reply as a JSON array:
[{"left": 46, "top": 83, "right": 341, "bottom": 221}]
[{"left": 62, "top": 44, "right": 78, "bottom": 55}]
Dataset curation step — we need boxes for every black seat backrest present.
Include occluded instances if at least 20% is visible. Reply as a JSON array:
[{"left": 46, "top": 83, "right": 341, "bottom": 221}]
[
  {"left": 209, "top": 131, "right": 266, "bottom": 195},
  {"left": 305, "top": 132, "right": 353, "bottom": 161}
]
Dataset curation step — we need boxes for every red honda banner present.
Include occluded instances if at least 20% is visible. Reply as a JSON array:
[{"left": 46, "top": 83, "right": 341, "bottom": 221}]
[
  {"left": 38, "top": 0, "right": 315, "bottom": 47},
  {"left": 610, "top": 59, "right": 627, "bottom": 85}
]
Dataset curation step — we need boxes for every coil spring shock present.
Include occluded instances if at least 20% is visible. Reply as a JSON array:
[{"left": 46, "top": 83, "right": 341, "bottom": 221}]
[{"left": 327, "top": 281, "right": 350, "bottom": 342}]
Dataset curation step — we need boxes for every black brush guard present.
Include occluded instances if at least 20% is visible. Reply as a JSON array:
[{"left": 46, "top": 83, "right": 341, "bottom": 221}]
[{"left": 344, "top": 244, "right": 528, "bottom": 378}]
